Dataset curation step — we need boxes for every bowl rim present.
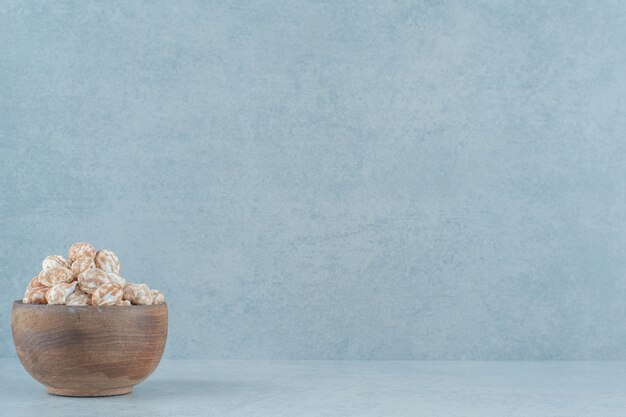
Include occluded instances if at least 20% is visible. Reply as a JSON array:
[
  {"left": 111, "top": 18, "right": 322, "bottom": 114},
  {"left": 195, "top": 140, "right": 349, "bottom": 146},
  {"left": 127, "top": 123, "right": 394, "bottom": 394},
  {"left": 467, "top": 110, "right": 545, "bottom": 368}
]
[{"left": 13, "top": 300, "right": 167, "bottom": 309}]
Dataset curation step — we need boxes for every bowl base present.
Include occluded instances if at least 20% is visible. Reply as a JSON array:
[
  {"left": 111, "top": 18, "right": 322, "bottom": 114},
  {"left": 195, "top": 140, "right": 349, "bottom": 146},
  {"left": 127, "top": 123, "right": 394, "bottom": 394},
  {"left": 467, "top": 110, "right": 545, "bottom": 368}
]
[{"left": 46, "top": 386, "right": 133, "bottom": 397}]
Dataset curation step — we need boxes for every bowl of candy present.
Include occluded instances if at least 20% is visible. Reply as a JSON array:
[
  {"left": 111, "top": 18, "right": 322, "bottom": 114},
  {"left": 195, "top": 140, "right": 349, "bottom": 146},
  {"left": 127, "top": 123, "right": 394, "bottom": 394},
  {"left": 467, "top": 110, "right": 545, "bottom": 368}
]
[{"left": 11, "top": 242, "right": 167, "bottom": 397}]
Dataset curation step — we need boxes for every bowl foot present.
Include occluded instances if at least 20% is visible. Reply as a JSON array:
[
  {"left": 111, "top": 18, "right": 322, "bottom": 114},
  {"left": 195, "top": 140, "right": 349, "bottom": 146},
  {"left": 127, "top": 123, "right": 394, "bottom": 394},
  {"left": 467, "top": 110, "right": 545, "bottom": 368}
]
[{"left": 46, "top": 386, "right": 133, "bottom": 397}]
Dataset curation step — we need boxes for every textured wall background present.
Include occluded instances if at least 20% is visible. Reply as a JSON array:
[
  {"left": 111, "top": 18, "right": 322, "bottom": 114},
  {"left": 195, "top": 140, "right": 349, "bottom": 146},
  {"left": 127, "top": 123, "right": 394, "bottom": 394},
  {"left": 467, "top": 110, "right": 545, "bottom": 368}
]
[{"left": 2, "top": 1, "right": 626, "bottom": 359}]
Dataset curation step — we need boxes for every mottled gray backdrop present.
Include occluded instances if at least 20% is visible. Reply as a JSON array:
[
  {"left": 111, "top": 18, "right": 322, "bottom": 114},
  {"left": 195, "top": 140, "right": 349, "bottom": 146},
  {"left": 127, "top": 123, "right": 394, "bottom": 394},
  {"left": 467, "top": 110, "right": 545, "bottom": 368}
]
[{"left": 2, "top": 1, "right": 626, "bottom": 359}]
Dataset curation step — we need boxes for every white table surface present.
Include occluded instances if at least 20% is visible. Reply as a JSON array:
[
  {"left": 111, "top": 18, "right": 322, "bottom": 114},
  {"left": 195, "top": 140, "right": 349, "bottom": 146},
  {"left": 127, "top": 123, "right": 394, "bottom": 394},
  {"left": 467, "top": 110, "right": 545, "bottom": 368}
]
[{"left": 1, "top": 358, "right": 625, "bottom": 416}]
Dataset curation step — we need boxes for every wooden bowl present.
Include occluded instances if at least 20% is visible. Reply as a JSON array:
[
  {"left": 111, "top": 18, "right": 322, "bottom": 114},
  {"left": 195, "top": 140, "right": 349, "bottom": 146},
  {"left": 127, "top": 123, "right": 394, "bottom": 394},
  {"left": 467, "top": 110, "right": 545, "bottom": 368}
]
[{"left": 11, "top": 300, "right": 167, "bottom": 397}]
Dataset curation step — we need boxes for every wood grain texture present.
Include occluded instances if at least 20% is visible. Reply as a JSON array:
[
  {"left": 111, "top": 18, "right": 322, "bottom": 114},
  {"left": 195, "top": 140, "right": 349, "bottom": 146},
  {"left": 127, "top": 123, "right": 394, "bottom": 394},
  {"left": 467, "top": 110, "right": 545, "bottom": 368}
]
[{"left": 11, "top": 301, "right": 167, "bottom": 397}]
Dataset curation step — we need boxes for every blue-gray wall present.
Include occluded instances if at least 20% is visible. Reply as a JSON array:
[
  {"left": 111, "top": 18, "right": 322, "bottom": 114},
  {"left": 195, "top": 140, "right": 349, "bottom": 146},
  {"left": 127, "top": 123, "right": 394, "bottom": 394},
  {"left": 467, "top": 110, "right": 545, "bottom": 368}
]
[{"left": 2, "top": 1, "right": 626, "bottom": 359}]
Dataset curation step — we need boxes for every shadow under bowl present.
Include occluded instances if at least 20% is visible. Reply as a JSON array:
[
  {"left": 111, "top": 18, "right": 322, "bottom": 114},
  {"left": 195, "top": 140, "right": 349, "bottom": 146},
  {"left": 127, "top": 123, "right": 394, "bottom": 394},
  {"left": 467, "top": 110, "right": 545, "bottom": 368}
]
[{"left": 11, "top": 300, "right": 168, "bottom": 397}]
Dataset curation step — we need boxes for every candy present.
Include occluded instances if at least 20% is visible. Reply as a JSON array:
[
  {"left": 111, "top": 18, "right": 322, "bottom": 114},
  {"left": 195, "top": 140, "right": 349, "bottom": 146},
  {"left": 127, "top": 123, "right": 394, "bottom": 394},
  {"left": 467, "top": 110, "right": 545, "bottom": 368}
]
[
  {"left": 151, "top": 289, "right": 165, "bottom": 305},
  {"left": 22, "top": 276, "right": 44, "bottom": 303},
  {"left": 107, "top": 272, "right": 126, "bottom": 288},
  {"left": 39, "top": 268, "right": 73, "bottom": 287},
  {"left": 42, "top": 255, "right": 69, "bottom": 271},
  {"left": 95, "top": 250, "right": 120, "bottom": 274},
  {"left": 25, "top": 287, "right": 48, "bottom": 304},
  {"left": 27, "top": 276, "right": 45, "bottom": 291},
  {"left": 45, "top": 282, "right": 77, "bottom": 305},
  {"left": 68, "top": 242, "right": 96, "bottom": 263},
  {"left": 78, "top": 268, "right": 111, "bottom": 294},
  {"left": 123, "top": 284, "right": 153, "bottom": 305},
  {"left": 91, "top": 283, "right": 123, "bottom": 306},
  {"left": 71, "top": 256, "right": 95, "bottom": 278},
  {"left": 66, "top": 287, "right": 90, "bottom": 306}
]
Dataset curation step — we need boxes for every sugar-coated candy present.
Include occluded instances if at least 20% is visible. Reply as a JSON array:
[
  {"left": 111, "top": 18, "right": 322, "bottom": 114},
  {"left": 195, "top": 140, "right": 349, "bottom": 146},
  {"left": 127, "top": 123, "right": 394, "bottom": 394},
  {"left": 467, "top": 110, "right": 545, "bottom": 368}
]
[
  {"left": 66, "top": 287, "right": 90, "bottom": 306},
  {"left": 25, "top": 287, "right": 48, "bottom": 304},
  {"left": 45, "top": 282, "right": 77, "bottom": 305},
  {"left": 95, "top": 250, "right": 120, "bottom": 274},
  {"left": 78, "top": 268, "right": 110, "bottom": 294},
  {"left": 68, "top": 242, "right": 96, "bottom": 263},
  {"left": 71, "top": 256, "right": 95, "bottom": 278},
  {"left": 91, "top": 283, "right": 123, "bottom": 306},
  {"left": 150, "top": 289, "right": 165, "bottom": 305},
  {"left": 107, "top": 272, "right": 126, "bottom": 288},
  {"left": 27, "top": 276, "right": 44, "bottom": 291},
  {"left": 39, "top": 268, "right": 73, "bottom": 287},
  {"left": 42, "top": 255, "right": 69, "bottom": 271},
  {"left": 123, "top": 283, "right": 153, "bottom": 305}
]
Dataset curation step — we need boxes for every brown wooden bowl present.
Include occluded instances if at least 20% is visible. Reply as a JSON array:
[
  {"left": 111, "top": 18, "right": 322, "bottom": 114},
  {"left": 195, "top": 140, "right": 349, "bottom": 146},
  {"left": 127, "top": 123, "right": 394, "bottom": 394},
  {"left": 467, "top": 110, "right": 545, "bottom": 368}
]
[{"left": 11, "top": 300, "right": 167, "bottom": 397}]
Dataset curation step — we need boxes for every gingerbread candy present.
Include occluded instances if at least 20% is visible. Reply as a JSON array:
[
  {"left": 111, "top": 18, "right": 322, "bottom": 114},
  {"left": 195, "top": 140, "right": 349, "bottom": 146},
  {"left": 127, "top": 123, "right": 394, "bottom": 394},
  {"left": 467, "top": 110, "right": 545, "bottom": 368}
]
[
  {"left": 95, "top": 250, "right": 120, "bottom": 274},
  {"left": 91, "top": 283, "right": 123, "bottom": 306},
  {"left": 150, "top": 289, "right": 165, "bottom": 305},
  {"left": 123, "top": 283, "right": 153, "bottom": 305},
  {"left": 78, "top": 268, "right": 110, "bottom": 294},
  {"left": 27, "top": 275, "right": 45, "bottom": 291},
  {"left": 25, "top": 286, "right": 48, "bottom": 304},
  {"left": 39, "top": 267, "right": 73, "bottom": 287},
  {"left": 66, "top": 287, "right": 90, "bottom": 306},
  {"left": 45, "top": 282, "right": 77, "bottom": 305},
  {"left": 71, "top": 256, "right": 95, "bottom": 277},
  {"left": 107, "top": 272, "right": 126, "bottom": 288},
  {"left": 42, "top": 255, "right": 69, "bottom": 271},
  {"left": 68, "top": 242, "right": 96, "bottom": 263}
]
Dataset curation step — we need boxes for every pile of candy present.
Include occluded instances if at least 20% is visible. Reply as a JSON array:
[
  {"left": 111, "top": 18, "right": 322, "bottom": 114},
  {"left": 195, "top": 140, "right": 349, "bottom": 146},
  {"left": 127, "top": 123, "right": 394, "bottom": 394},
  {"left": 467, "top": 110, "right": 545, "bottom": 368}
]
[{"left": 21, "top": 242, "right": 165, "bottom": 306}]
